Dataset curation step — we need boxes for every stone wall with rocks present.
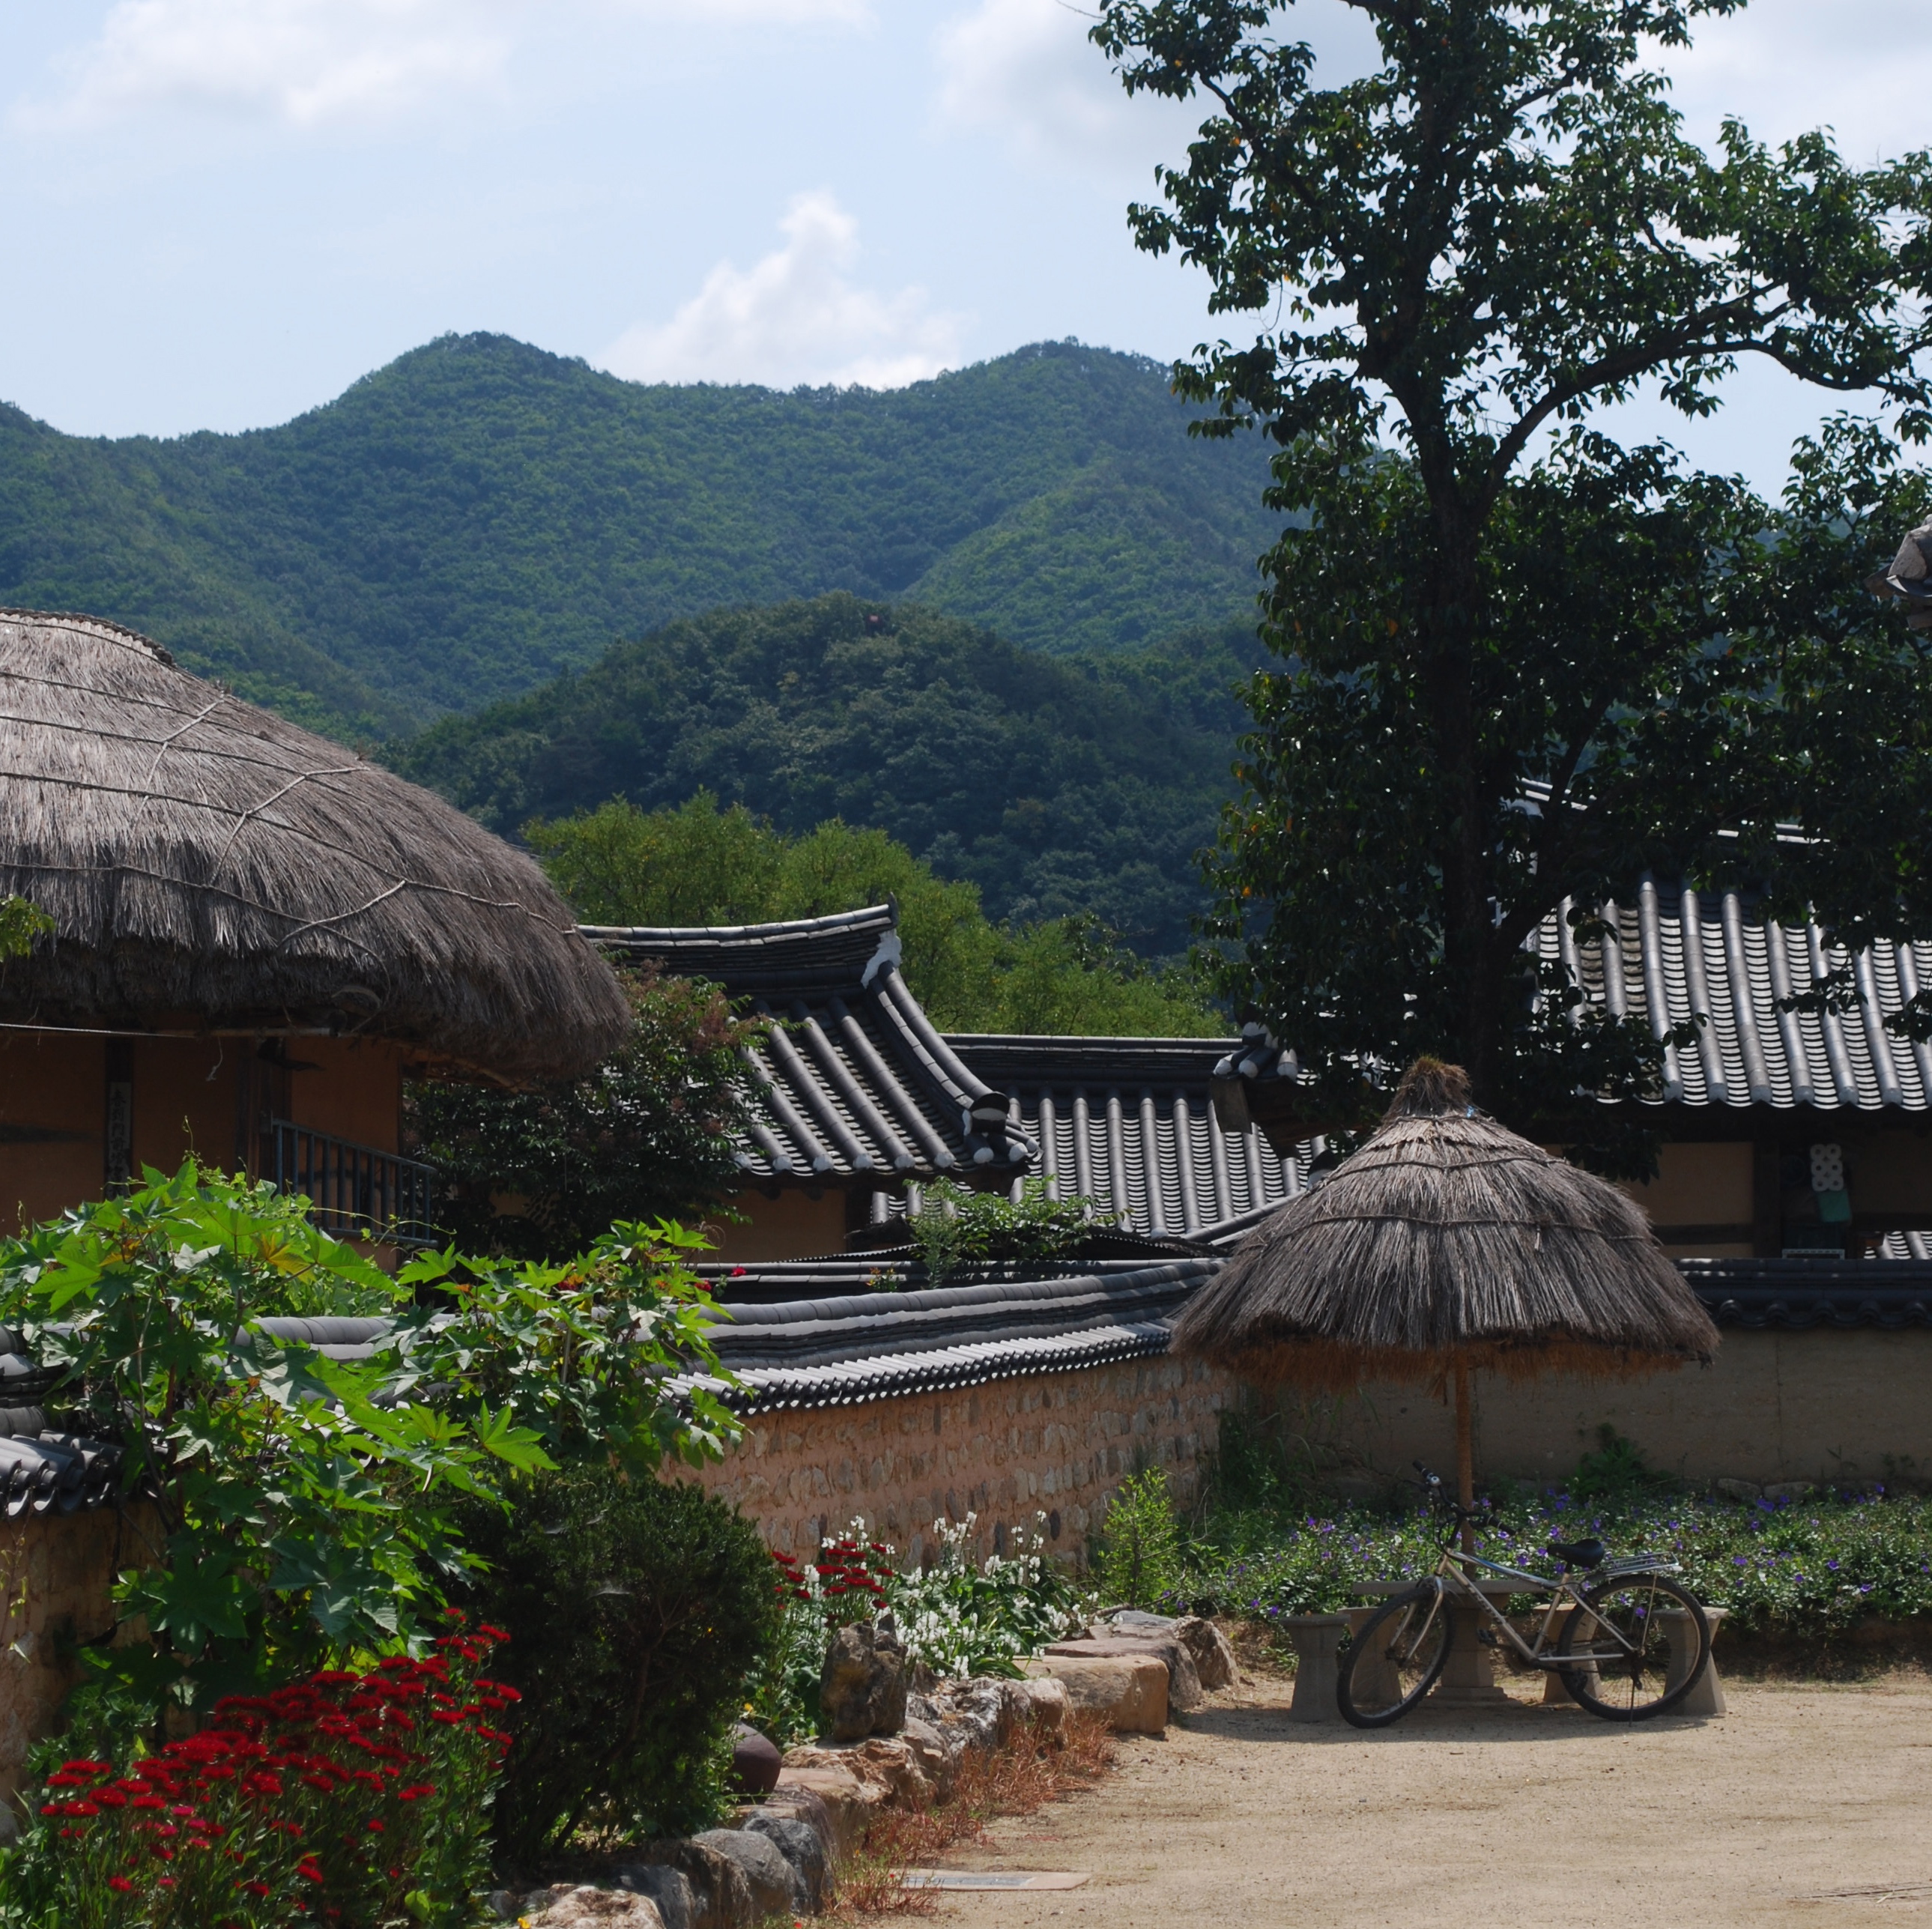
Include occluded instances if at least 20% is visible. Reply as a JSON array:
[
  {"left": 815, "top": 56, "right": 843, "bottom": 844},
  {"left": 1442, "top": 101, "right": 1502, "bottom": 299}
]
[
  {"left": 692, "top": 1354, "right": 1239, "bottom": 1563},
  {"left": 0, "top": 1509, "right": 142, "bottom": 1805}
]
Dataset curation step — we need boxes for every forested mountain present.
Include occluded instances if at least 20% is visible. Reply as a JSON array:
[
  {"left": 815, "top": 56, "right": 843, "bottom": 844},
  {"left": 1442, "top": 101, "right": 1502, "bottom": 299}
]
[
  {"left": 0, "top": 336, "right": 1279, "bottom": 739},
  {"left": 391, "top": 596, "right": 1259, "bottom": 957}
]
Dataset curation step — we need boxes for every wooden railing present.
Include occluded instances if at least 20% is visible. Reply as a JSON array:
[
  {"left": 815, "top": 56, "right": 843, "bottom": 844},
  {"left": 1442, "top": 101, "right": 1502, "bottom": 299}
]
[{"left": 264, "top": 1121, "right": 437, "bottom": 1246}]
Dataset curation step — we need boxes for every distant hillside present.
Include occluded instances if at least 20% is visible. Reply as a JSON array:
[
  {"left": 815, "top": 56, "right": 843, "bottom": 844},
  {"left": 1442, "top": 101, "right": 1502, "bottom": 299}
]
[
  {"left": 0, "top": 336, "right": 1279, "bottom": 739},
  {"left": 391, "top": 596, "right": 1261, "bottom": 957}
]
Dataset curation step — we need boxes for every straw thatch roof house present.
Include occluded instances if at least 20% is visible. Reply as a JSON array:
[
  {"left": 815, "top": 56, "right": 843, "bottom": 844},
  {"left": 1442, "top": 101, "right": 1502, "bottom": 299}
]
[{"left": 0, "top": 610, "right": 628, "bottom": 1235}]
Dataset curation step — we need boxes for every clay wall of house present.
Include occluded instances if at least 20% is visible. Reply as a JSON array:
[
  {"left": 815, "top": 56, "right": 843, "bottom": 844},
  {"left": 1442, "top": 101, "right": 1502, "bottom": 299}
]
[
  {"left": 691, "top": 1354, "right": 1240, "bottom": 1566},
  {"left": 700, "top": 1187, "right": 852, "bottom": 1265},
  {"left": 0, "top": 1030, "right": 409, "bottom": 1236},
  {"left": 1257, "top": 1329, "right": 1932, "bottom": 1492}
]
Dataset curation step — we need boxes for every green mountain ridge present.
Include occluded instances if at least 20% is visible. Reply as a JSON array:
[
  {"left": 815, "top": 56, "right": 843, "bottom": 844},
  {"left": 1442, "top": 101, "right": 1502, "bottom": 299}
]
[
  {"left": 0, "top": 336, "right": 1280, "bottom": 739},
  {"left": 392, "top": 595, "right": 1261, "bottom": 957}
]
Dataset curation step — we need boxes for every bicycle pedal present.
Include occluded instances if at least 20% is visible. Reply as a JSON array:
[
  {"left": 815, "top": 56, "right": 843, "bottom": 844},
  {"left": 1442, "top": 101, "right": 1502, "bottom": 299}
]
[{"left": 1477, "top": 1627, "right": 1498, "bottom": 1646}]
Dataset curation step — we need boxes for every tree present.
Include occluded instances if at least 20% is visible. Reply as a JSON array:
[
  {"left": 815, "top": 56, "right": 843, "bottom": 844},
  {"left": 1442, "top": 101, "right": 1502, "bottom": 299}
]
[
  {"left": 405, "top": 966, "right": 758, "bottom": 1259},
  {"left": 529, "top": 793, "right": 1223, "bottom": 1036},
  {"left": 1094, "top": 0, "right": 1932, "bottom": 1162}
]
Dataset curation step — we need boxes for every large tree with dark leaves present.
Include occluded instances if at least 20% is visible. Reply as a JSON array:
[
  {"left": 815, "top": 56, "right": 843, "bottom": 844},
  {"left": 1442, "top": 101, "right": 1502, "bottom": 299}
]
[{"left": 1093, "top": 0, "right": 1932, "bottom": 1166}]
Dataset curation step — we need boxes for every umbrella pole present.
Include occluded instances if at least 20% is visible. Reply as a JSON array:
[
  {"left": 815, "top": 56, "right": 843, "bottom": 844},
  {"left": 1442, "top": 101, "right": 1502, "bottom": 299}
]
[{"left": 1454, "top": 1359, "right": 1474, "bottom": 1557}]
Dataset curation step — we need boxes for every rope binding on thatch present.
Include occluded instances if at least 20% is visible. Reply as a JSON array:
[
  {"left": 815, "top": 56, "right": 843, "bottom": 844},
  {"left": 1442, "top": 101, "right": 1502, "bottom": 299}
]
[{"left": 0, "top": 609, "right": 629, "bottom": 1084}]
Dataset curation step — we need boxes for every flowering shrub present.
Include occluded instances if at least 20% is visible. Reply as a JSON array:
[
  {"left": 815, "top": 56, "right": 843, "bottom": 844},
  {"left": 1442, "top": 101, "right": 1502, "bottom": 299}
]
[
  {"left": 748, "top": 1515, "right": 1088, "bottom": 1742},
  {"left": 0, "top": 1616, "right": 512, "bottom": 1929},
  {"left": 0, "top": 1163, "right": 738, "bottom": 1721},
  {"left": 1184, "top": 1486, "right": 1932, "bottom": 1640}
]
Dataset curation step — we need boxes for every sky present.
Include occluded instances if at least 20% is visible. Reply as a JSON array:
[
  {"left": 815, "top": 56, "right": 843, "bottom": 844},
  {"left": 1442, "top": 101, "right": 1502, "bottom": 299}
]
[{"left": 0, "top": 0, "right": 1924, "bottom": 491}]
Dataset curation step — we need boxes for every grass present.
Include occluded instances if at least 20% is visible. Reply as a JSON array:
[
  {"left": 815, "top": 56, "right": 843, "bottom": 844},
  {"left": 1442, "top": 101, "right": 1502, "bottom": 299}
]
[{"left": 830, "top": 1711, "right": 1116, "bottom": 1917}]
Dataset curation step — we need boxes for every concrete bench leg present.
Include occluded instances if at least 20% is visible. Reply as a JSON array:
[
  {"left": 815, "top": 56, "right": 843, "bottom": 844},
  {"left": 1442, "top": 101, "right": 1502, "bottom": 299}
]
[
  {"left": 1283, "top": 1614, "right": 1353, "bottom": 1724},
  {"left": 1342, "top": 1608, "right": 1402, "bottom": 1711},
  {"left": 1662, "top": 1606, "right": 1727, "bottom": 1716}
]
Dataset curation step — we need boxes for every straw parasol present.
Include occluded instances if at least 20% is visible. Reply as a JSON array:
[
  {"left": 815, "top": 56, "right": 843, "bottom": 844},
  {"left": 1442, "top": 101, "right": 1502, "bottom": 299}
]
[
  {"left": 1172, "top": 1058, "right": 1718, "bottom": 1541},
  {"left": 0, "top": 609, "right": 629, "bottom": 1083}
]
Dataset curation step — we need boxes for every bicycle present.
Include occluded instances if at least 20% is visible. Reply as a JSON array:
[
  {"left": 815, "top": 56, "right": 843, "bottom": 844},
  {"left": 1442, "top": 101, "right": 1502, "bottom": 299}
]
[{"left": 1336, "top": 1463, "right": 1710, "bottom": 1727}]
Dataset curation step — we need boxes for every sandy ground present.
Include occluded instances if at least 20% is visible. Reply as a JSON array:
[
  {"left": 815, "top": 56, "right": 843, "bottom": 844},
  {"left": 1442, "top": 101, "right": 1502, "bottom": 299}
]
[{"left": 934, "top": 1666, "right": 1932, "bottom": 1928}]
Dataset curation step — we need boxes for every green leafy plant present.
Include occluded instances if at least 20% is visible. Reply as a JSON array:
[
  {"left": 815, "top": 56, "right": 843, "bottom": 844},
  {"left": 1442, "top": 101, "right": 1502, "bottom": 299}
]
[
  {"left": 0, "top": 897, "right": 51, "bottom": 960},
  {"left": 405, "top": 965, "right": 759, "bottom": 1261},
  {"left": 906, "top": 1178, "right": 1112, "bottom": 1286},
  {"left": 0, "top": 1163, "right": 739, "bottom": 1724},
  {"left": 1095, "top": 1471, "right": 1184, "bottom": 1611},
  {"left": 450, "top": 1462, "right": 781, "bottom": 1869},
  {"left": 0, "top": 1620, "right": 510, "bottom": 1929}
]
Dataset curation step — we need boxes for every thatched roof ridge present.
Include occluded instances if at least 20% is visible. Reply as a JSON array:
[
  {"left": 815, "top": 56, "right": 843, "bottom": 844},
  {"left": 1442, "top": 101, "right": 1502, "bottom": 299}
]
[
  {"left": 0, "top": 610, "right": 629, "bottom": 1082},
  {"left": 1172, "top": 1059, "right": 1720, "bottom": 1385}
]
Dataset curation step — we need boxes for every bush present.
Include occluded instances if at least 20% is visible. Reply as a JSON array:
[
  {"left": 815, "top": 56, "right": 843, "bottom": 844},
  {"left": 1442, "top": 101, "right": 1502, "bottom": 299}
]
[
  {"left": 0, "top": 1621, "right": 510, "bottom": 1929},
  {"left": 904, "top": 1179, "right": 1109, "bottom": 1286},
  {"left": 452, "top": 1463, "right": 782, "bottom": 1870},
  {"left": 0, "top": 1164, "right": 739, "bottom": 1726},
  {"left": 1095, "top": 1471, "right": 1184, "bottom": 1610}
]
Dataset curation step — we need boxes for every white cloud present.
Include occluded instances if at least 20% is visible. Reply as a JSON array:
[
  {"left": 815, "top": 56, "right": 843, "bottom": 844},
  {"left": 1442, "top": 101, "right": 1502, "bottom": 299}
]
[
  {"left": 601, "top": 192, "right": 962, "bottom": 390},
  {"left": 20, "top": 0, "right": 870, "bottom": 133},
  {"left": 935, "top": 0, "right": 1186, "bottom": 171}
]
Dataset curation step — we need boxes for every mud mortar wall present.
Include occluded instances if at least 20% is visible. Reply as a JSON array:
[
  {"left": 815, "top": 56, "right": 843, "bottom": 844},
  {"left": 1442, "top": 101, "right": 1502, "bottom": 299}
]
[{"left": 692, "top": 1355, "right": 1239, "bottom": 1563}]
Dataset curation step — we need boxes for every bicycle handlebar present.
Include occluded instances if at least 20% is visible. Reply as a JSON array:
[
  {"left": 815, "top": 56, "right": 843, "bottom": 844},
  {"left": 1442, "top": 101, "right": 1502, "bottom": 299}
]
[{"left": 1412, "top": 1460, "right": 1486, "bottom": 1520}]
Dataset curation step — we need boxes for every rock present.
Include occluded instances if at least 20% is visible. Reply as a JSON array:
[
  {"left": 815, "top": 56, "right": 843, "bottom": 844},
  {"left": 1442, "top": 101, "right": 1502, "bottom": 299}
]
[
  {"left": 820, "top": 1617, "right": 908, "bottom": 1741},
  {"left": 485, "top": 1892, "right": 524, "bottom": 1923},
  {"left": 1044, "top": 1635, "right": 1203, "bottom": 1713},
  {"left": 731, "top": 1722, "right": 782, "bottom": 1796},
  {"left": 757, "top": 1781, "right": 838, "bottom": 1873},
  {"left": 743, "top": 1811, "right": 831, "bottom": 1913},
  {"left": 613, "top": 1865, "right": 694, "bottom": 1929},
  {"left": 620, "top": 1841, "right": 756, "bottom": 1929},
  {"left": 1714, "top": 1478, "right": 1761, "bottom": 1500},
  {"left": 1103, "top": 1609, "right": 1178, "bottom": 1636},
  {"left": 924, "top": 1678, "right": 1008, "bottom": 1753},
  {"left": 1172, "top": 1615, "right": 1239, "bottom": 1691},
  {"left": 772, "top": 1766, "right": 880, "bottom": 1865},
  {"left": 693, "top": 1828, "right": 803, "bottom": 1918},
  {"left": 785, "top": 1736, "right": 931, "bottom": 1808},
  {"left": 899, "top": 1713, "right": 962, "bottom": 1800},
  {"left": 1004, "top": 1674, "right": 1070, "bottom": 1742},
  {"left": 1763, "top": 1481, "right": 1817, "bottom": 1503},
  {"left": 529, "top": 1886, "right": 667, "bottom": 1927},
  {"left": 1023, "top": 1654, "right": 1167, "bottom": 1734}
]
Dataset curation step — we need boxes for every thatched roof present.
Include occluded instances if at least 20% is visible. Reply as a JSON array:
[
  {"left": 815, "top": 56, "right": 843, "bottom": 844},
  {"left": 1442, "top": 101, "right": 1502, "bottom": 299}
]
[
  {"left": 1171, "top": 1059, "right": 1720, "bottom": 1385},
  {"left": 0, "top": 610, "right": 629, "bottom": 1082}
]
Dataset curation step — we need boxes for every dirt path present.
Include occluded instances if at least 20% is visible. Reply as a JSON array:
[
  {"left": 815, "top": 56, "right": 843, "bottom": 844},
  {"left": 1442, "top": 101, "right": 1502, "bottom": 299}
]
[{"left": 936, "top": 1670, "right": 1932, "bottom": 1928}]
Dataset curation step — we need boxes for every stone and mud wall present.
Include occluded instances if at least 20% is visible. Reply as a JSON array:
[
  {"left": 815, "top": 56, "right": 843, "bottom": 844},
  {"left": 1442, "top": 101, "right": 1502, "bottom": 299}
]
[{"left": 692, "top": 1354, "right": 1240, "bottom": 1564}]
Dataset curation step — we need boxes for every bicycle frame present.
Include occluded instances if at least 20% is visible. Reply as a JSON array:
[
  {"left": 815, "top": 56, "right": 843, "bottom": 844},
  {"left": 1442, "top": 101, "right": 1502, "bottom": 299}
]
[{"left": 1407, "top": 1533, "right": 1671, "bottom": 1672}]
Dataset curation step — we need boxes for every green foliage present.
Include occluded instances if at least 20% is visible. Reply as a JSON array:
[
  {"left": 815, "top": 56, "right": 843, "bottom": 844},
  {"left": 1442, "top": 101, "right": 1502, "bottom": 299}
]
[
  {"left": 0, "top": 897, "right": 51, "bottom": 961},
  {"left": 404, "top": 966, "right": 756, "bottom": 1261},
  {"left": 0, "top": 1163, "right": 738, "bottom": 1723},
  {"left": 0, "top": 337, "right": 1277, "bottom": 736},
  {"left": 452, "top": 1464, "right": 782, "bottom": 1868},
  {"left": 1184, "top": 1482, "right": 1932, "bottom": 1642},
  {"left": 1094, "top": 0, "right": 1932, "bottom": 1160},
  {"left": 395, "top": 595, "right": 1259, "bottom": 960},
  {"left": 524, "top": 790, "right": 1224, "bottom": 1034},
  {"left": 905, "top": 1179, "right": 1110, "bottom": 1286},
  {"left": 1096, "top": 1471, "right": 1184, "bottom": 1610}
]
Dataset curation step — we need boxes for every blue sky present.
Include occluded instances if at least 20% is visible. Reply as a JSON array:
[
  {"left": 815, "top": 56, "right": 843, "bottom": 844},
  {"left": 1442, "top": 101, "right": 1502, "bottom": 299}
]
[{"left": 0, "top": 0, "right": 1922, "bottom": 491}]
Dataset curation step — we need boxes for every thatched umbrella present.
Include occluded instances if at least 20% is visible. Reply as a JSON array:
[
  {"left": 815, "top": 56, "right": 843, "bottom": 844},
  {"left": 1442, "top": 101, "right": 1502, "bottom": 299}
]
[
  {"left": 1172, "top": 1059, "right": 1718, "bottom": 1545},
  {"left": 0, "top": 609, "right": 628, "bottom": 1082}
]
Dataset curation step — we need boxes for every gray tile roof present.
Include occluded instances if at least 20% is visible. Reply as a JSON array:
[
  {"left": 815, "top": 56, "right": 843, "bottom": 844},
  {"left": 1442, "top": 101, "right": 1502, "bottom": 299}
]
[
  {"left": 1682, "top": 1257, "right": 1932, "bottom": 1328},
  {"left": 583, "top": 906, "right": 1032, "bottom": 1183},
  {"left": 1220, "top": 879, "right": 1932, "bottom": 1115},
  {"left": 888, "top": 1035, "right": 1308, "bottom": 1242},
  {"left": 1530, "top": 881, "right": 1932, "bottom": 1110},
  {"left": 692, "top": 1258, "right": 1214, "bottom": 1411}
]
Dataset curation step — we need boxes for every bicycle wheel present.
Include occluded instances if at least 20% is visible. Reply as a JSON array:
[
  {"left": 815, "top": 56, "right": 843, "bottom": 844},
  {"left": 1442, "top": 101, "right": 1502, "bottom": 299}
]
[
  {"left": 1337, "top": 1586, "right": 1456, "bottom": 1727},
  {"left": 1557, "top": 1572, "right": 1707, "bottom": 1721}
]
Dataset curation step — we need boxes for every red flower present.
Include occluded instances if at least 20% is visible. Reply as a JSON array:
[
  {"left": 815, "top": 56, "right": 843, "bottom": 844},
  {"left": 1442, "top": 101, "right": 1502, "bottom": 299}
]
[{"left": 108, "top": 1876, "right": 135, "bottom": 1894}]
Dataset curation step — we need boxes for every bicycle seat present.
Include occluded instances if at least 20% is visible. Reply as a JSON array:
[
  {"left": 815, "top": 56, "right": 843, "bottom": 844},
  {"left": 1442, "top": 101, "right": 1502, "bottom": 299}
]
[{"left": 1548, "top": 1537, "right": 1606, "bottom": 1570}]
